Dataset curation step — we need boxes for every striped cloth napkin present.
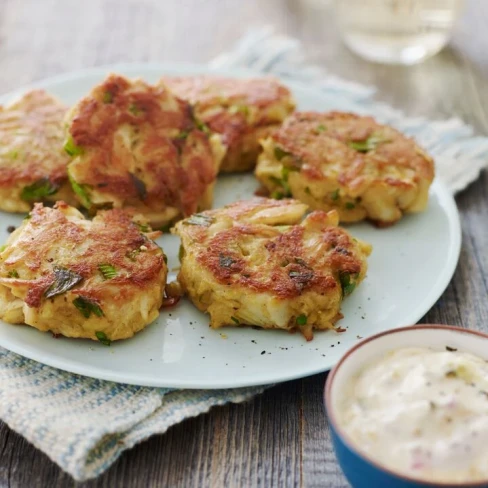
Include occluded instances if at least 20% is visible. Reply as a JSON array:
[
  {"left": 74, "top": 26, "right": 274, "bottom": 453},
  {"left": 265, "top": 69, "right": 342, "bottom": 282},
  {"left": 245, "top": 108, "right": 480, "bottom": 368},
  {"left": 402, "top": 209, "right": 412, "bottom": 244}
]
[{"left": 1, "top": 28, "right": 488, "bottom": 482}]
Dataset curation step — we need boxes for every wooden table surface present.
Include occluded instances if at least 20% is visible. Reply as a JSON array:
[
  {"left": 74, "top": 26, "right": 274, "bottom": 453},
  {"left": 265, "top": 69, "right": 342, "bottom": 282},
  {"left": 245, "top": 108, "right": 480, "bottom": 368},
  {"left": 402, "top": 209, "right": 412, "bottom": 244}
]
[{"left": 1, "top": 0, "right": 487, "bottom": 486}]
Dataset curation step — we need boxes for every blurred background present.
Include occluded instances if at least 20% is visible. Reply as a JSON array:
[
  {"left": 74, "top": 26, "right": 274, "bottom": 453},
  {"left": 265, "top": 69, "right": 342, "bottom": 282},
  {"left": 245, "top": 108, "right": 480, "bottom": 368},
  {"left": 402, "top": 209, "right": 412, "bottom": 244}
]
[{"left": 1, "top": 0, "right": 486, "bottom": 125}]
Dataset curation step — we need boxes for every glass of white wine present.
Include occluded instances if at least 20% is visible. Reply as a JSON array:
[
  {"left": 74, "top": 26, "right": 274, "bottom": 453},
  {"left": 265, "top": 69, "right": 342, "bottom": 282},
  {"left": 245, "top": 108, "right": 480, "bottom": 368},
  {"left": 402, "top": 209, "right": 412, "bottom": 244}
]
[{"left": 335, "top": 0, "right": 465, "bottom": 65}]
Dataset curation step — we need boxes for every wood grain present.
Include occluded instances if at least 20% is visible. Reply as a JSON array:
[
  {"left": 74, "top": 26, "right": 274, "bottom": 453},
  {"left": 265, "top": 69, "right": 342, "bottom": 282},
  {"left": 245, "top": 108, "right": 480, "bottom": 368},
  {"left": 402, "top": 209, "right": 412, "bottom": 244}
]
[{"left": 0, "top": 0, "right": 487, "bottom": 486}]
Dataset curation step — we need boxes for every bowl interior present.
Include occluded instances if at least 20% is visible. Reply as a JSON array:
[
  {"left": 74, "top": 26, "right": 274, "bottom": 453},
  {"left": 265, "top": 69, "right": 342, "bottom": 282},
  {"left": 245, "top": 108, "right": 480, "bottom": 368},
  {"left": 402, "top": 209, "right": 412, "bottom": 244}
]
[{"left": 329, "top": 325, "right": 488, "bottom": 414}]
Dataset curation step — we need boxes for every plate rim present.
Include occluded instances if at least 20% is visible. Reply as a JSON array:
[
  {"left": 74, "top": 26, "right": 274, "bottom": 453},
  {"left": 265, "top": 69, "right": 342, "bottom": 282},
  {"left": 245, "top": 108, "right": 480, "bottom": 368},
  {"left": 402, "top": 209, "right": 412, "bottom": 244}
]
[{"left": 0, "top": 63, "right": 462, "bottom": 389}]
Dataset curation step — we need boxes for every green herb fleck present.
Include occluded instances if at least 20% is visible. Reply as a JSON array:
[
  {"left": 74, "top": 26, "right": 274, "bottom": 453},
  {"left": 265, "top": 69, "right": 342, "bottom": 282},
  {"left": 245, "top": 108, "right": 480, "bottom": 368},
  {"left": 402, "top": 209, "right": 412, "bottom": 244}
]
[
  {"left": 0, "top": 245, "right": 7, "bottom": 253},
  {"left": 103, "top": 91, "right": 113, "bottom": 103},
  {"left": 8, "top": 149, "right": 19, "bottom": 159},
  {"left": 229, "top": 105, "right": 249, "bottom": 116},
  {"left": 45, "top": 267, "right": 83, "bottom": 299},
  {"left": 175, "top": 130, "right": 190, "bottom": 140},
  {"left": 184, "top": 213, "right": 214, "bottom": 226},
  {"left": 348, "top": 136, "right": 391, "bottom": 153},
  {"left": 331, "top": 189, "right": 340, "bottom": 201},
  {"left": 231, "top": 316, "right": 240, "bottom": 325},
  {"left": 68, "top": 171, "right": 91, "bottom": 208},
  {"left": 271, "top": 190, "right": 284, "bottom": 200},
  {"left": 345, "top": 202, "right": 356, "bottom": 210},
  {"left": 98, "top": 264, "right": 117, "bottom": 280},
  {"left": 126, "top": 249, "right": 140, "bottom": 261},
  {"left": 274, "top": 146, "right": 290, "bottom": 161},
  {"left": 7, "top": 270, "right": 19, "bottom": 278},
  {"left": 95, "top": 331, "right": 111, "bottom": 346},
  {"left": 20, "top": 178, "right": 59, "bottom": 201},
  {"left": 128, "top": 104, "right": 141, "bottom": 115},
  {"left": 339, "top": 273, "right": 356, "bottom": 296},
  {"left": 64, "top": 136, "right": 84, "bottom": 157},
  {"left": 135, "top": 222, "right": 151, "bottom": 233},
  {"left": 316, "top": 124, "right": 326, "bottom": 132},
  {"left": 195, "top": 119, "right": 211, "bottom": 134},
  {"left": 296, "top": 314, "right": 307, "bottom": 326},
  {"left": 73, "top": 296, "right": 104, "bottom": 318}
]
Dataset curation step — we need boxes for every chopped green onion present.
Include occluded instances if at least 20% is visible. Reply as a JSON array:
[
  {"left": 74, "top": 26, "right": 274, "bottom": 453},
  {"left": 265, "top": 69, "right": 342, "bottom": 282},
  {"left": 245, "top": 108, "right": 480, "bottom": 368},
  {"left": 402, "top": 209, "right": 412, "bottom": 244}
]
[
  {"left": 174, "top": 130, "right": 190, "bottom": 140},
  {"left": 195, "top": 119, "right": 211, "bottom": 134},
  {"left": 345, "top": 202, "right": 355, "bottom": 210},
  {"left": 339, "top": 273, "right": 356, "bottom": 296},
  {"left": 45, "top": 267, "right": 83, "bottom": 298},
  {"left": 316, "top": 124, "right": 326, "bottom": 132},
  {"left": 331, "top": 189, "right": 340, "bottom": 201},
  {"left": 95, "top": 331, "right": 111, "bottom": 346},
  {"left": 103, "top": 91, "right": 113, "bottom": 103},
  {"left": 20, "top": 178, "right": 59, "bottom": 201},
  {"left": 347, "top": 136, "right": 391, "bottom": 153},
  {"left": 128, "top": 104, "right": 141, "bottom": 115},
  {"left": 296, "top": 314, "right": 307, "bottom": 326},
  {"left": 68, "top": 171, "right": 91, "bottom": 208},
  {"left": 7, "top": 270, "right": 19, "bottom": 278},
  {"left": 98, "top": 264, "right": 117, "bottom": 280},
  {"left": 135, "top": 222, "right": 151, "bottom": 233},
  {"left": 64, "top": 136, "right": 84, "bottom": 157},
  {"left": 274, "top": 146, "right": 290, "bottom": 161},
  {"left": 0, "top": 245, "right": 7, "bottom": 253},
  {"left": 270, "top": 190, "right": 284, "bottom": 200},
  {"left": 231, "top": 316, "right": 240, "bottom": 325},
  {"left": 73, "top": 296, "right": 104, "bottom": 318}
]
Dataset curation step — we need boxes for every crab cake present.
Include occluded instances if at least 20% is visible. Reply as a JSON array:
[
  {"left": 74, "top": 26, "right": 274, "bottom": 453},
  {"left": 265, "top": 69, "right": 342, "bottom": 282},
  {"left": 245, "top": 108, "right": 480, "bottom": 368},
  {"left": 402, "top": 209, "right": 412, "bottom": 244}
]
[
  {"left": 255, "top": 111, "right": 435, "bottom": 226},
  {"left": 174, "top": 198, "right": 371, "bottom": 340},
  {"left": 0, "top": 90, "right": 75, "bottom": 213},
  {"left": 0, "top": 202, "right": 167, "bottom": 342},
  {"left": 163, "top": 76, "right": 295, "bottom": 173},
  {"left": 65, "top": 74, "right": 225, "bottom": 227}
]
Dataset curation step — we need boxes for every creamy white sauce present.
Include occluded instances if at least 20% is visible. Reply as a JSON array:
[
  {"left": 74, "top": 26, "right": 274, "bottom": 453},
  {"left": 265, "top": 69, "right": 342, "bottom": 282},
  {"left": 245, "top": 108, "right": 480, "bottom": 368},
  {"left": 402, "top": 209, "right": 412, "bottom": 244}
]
[{"left": 338, "top": 347, "right": 488, "bottom": 483}]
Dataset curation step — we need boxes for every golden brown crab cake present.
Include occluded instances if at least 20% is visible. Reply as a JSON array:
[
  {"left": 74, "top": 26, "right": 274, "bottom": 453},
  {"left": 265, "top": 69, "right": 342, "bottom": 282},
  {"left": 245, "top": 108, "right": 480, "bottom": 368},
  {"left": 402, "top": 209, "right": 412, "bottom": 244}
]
[
  {"left": 163, "top": 76, "right": 295, "bottom": 173},
  {"left": 65, "top": 74, "right": 225, "bottom": 227},
  {"left": 174, "top": 198, "right": 371, "bottom": 340},
  {"left": 255, "top": 111, "right": 435, "bottom": 226},
  {"left": 0, "top": 90, "right": 76, "bottom": 213},
  {"left": 0, "top": 202, "right": 167, "bottom": 342}
]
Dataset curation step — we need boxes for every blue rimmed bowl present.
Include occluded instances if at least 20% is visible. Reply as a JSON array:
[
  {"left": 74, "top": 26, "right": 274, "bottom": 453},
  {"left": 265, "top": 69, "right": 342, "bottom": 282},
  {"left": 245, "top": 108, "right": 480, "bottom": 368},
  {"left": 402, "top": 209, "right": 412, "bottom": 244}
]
[{"left": 324, "top": 325, "right": 488, "bottom": 488}]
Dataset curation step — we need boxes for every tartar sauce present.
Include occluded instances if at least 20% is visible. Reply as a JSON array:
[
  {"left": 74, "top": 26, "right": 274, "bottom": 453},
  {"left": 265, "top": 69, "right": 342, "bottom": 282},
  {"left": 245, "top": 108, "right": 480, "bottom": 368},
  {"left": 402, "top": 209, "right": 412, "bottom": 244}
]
[{"left": 338, "top": 347, "right": 488, "bottom": 483}]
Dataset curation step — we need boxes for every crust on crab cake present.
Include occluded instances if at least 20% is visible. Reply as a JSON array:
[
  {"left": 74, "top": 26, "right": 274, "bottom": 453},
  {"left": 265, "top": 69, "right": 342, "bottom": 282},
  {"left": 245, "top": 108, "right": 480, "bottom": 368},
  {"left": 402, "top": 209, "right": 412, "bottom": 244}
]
[
  {"left": 255, "top": 111, "right": 435, "bottom": 226},
  {"left": 163, "top": 75, "right": 295, "bottom": 173},
  {"left": 65, "top": 74, "right": 225, "bottom": 227},
  {"left": 0, "top": 202, "right": 167, "bottom": 342},
  {"left": 173, "top": 198, "right": 371, "bottom": 340},
  {"left": 0, "top": 90, "right": 76, "bottom": 213}
]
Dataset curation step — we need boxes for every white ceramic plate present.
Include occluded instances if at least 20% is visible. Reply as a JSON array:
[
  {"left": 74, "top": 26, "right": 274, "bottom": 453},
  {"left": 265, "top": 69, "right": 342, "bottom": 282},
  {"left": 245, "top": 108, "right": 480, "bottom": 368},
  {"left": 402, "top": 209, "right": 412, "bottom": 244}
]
[{"left": 0, "top": 64, "right": 461, "bottom": 389}]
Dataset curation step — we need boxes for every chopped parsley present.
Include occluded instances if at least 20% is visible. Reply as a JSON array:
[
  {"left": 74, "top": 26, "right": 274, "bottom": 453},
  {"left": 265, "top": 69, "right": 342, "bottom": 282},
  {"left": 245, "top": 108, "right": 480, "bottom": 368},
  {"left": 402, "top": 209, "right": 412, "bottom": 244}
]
[
  {"left": 20, "top": 178, "right": 59, "bottom": 201},
  {"left": 331, "top": 189, "right": 340, "bottom": 201},
  {"left": 128, "top": 103, "right": 142, "bottom": 116},
  {"left": 316, "top": 124, "right": 326, "bottom": 132},
  {"left": 271, "top": 190, "right": 285, "bottom": 200},
  {"left": 7, "top": 270, "right": 19, "bottom": 278},
  {"left": 95, "top": 331, "right": 111, "bottom": 346},
  {"left": 45, "top": 267, "right": 83, "bottom": 299},
  {"left": 135, "top": 222, "right": 151, "bottom": 233},
  {"left": 98, "top": 264, "right": 117, "bottom": 280},
  {"left": 73, "top": 296, "right": 104, "bottom": 318},
  {"left": 231, "top": 316, "right": 240, "bottom": 325},
  {"left": 345, "top": 202, "right": 356, "bottom": 210}
]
